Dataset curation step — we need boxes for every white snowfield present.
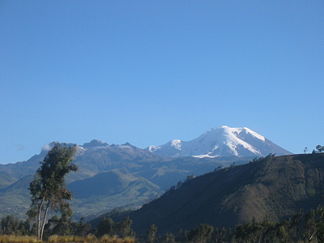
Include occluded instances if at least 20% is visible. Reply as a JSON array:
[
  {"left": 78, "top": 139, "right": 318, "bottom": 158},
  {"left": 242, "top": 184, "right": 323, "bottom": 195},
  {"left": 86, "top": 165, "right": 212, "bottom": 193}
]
[
  {"left": 148, "top": 145, "right": 160, "bottom": 152},
  {"left": 147, "top": 125, "right": 290, "bottom": 158},
  {"left": 220, "top": 126, "right": 262, "bottom": 156},
  {"left": 170, "top": 139, "right": 182, "bottom": 150}
]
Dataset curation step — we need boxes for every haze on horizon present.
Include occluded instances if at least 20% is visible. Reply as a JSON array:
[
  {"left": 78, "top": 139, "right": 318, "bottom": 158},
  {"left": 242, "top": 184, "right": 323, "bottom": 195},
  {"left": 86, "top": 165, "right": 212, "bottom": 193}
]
[{"left": 0, "top": 0, "right": 323, "bottom": 164}]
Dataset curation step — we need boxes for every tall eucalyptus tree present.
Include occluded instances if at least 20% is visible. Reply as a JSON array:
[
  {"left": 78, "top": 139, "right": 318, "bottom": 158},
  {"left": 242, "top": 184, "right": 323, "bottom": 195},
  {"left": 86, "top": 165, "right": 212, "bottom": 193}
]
[{"left": 27, "top": 143, "right": 77, "bottom": 240}]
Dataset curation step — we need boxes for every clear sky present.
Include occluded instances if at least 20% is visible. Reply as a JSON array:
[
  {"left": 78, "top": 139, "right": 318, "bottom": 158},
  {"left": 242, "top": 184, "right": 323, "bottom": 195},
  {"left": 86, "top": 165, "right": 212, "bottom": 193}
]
[{"left": 0, "top": 0, "right": 323, "bottom": 164}]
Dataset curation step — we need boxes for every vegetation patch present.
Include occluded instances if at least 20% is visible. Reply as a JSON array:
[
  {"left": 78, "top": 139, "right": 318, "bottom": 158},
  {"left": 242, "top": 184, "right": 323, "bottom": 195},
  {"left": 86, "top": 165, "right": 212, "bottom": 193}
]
[{"left": 0, "top": 235, "right": 41, "bottom": 243}]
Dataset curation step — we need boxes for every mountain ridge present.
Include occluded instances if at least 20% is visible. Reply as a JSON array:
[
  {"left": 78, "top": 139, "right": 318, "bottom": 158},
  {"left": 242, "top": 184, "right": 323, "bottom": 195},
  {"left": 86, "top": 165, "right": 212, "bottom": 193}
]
[{"left": 0, "top": 140, "right": 249, "bottom": 218}]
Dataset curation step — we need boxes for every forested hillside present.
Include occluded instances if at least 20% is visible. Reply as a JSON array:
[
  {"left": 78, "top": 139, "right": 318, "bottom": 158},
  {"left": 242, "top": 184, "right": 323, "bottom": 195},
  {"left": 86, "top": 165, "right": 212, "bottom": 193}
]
[{"left": 125, "top": 153, "right": 324, "bottom": 233}]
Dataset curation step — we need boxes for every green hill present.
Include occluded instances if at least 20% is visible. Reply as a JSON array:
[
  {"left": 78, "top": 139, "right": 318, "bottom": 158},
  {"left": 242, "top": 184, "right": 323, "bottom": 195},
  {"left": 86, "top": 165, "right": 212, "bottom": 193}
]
[
  {"left": 0, "top": 175, "right": 32, "bottom": 216},
  {"left": 68, "top": 169, "right": 161, "bottom": 217},
  {"left": 0, "top": 169, "right": 161, "bottom": 219},
  {"left": 0, "top": 172, "right": 15, "bottom": 189}
]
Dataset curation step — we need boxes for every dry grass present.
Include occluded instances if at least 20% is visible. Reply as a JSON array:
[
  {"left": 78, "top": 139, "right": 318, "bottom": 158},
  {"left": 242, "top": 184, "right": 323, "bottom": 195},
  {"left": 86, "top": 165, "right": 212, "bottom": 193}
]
[
  {"left": 47, "top": 234, "right": 135, "bottom": 243},
  {"left": 99, "top": 235, "right": 135, "bottom": 243},
  {"left": 0, "top": 235, "right": 41, "bottom": 243},
  {"left": 0, "top": 234, "right": 135, "bottom": 243}
]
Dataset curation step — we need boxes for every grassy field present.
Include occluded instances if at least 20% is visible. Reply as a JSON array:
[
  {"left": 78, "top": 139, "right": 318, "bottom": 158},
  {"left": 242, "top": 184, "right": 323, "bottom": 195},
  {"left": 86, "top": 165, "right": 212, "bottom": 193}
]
[{"left": 0, "top": 235, "right": 135, "bottom": 243}]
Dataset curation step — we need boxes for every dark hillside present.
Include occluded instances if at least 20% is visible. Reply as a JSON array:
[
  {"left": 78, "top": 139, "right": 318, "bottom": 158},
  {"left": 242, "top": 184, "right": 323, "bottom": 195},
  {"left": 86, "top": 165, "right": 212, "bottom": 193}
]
[{"left": 127, "top": 153, "right": 324, "bottom": 233}]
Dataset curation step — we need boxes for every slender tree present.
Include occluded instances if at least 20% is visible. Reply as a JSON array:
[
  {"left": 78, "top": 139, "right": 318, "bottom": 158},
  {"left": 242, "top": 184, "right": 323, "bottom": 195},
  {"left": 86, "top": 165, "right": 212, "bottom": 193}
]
[
  {"left": 187, "top": 224, "right": 214, "bottom": 243},
  {"left": 27, "top": 143, "right": 77, "bottom": 240},
  {"left": 97, "top": 217, "right": 115, "bottom": 237},
  {"left": 116, "top": 217, "right": 134, "bottom": 237},
  {"left": 161, "top": 232, "right": 176, "bottom": 243},
  {"left": 146, "top": 224, "right": 157, "bottom": 243}
]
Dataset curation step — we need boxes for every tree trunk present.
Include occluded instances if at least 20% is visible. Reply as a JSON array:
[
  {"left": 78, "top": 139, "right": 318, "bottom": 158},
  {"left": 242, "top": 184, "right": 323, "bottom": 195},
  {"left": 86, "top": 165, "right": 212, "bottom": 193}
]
[
  {"left": 37, "top": 199, "right": 44, "bottom": 240},
  {"left": 40, "top": 201, "right": 50, "bottom": 241}
]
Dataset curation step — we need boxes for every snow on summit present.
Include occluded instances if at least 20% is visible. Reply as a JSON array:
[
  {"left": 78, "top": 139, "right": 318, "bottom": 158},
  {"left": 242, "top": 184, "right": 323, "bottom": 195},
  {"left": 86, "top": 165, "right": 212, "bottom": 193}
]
[
  {"left": 147, "top": 125, "right": 291, "bottom": 158},
  {"left": 220, "top": 125, "right": 265, "bottom": 142},
  {"left": 220, "top": 126, "right": 260, "bottom": 155},
  {"left": 170, "top": 139, "right": 182, "bottom": 150},
  {"left": 242, "top": 127, "right": 266, "bottom": 142}
]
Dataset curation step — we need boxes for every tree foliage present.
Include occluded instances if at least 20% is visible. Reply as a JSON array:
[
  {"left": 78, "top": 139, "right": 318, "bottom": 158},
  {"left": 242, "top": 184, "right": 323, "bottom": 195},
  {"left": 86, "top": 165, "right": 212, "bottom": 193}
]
[
  {"left": 0, "top": 215, "right": 31, "bottom": 235},
  {"left": 146, "top": 224, "right": 157, "bottom": 243},
  {"left": 1, "top": 207, "right": 323, "bottom": 242},
  {"left": 96, "top": 217, "right": 134, "bottom": 238},
  {"left": 186, "top": 224, "right": 214, "bottom": 243},
  {"left": 129, "top": 207, "right": 324, "bottom": 243}
]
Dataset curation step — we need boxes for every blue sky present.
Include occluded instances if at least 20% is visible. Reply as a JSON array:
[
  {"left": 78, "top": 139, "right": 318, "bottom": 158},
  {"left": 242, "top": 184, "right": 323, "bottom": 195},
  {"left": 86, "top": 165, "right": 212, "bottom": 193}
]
[{"left": 0, "top": 0, "right": 323, "bottom": 163}]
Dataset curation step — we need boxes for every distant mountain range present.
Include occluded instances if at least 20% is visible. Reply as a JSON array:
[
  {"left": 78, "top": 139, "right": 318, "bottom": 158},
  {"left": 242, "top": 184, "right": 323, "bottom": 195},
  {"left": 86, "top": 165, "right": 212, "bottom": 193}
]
[
  {"left": 0, "top": 141, "right": 247, "bottom": 218},
  {"left": 148, "top": 125, "right": 290, "bottom": 158},
  {"left": 0, "top": 125, "right": 291, "bottom": 219},
  {"left": 120, "top": 153, "right": 324, "bottom": 233}
]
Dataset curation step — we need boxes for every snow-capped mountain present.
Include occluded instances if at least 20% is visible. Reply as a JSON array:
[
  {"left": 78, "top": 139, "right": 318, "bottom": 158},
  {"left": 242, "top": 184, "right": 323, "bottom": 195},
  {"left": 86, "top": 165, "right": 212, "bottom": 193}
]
[{"left": 148, "top": 126, "right": 291, "bottom": 158}]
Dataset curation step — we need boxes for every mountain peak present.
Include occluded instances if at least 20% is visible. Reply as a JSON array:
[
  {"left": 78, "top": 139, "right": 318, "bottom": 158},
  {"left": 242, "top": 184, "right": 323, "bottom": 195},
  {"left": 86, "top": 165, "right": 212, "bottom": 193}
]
[
  {"left": 83, "top": 139, "right": 109, "bottom": 148},
  {"left": 218, "top": 125, "right": 265, "bottom": 141},
  {"left": 148, "top": 126, "right": 290, "bottom": 158},
  {"left": 241, "top": 127, "right": 266, "bottom": 142}
]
